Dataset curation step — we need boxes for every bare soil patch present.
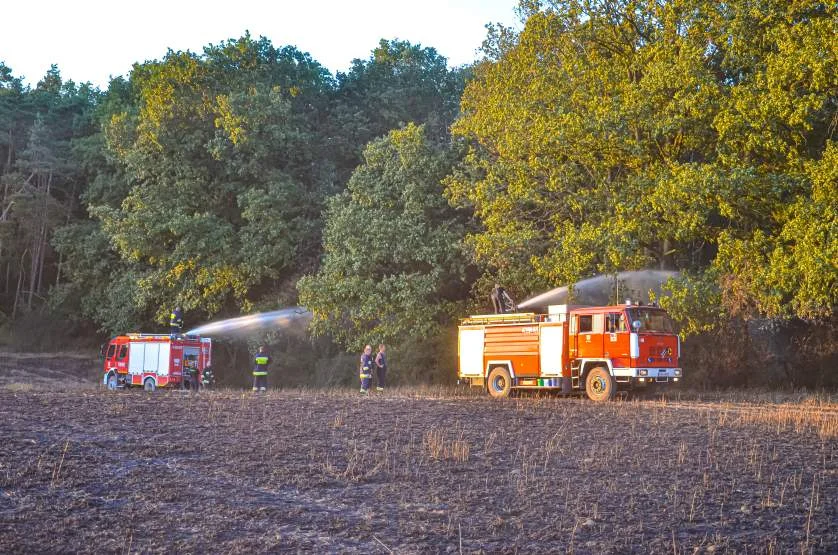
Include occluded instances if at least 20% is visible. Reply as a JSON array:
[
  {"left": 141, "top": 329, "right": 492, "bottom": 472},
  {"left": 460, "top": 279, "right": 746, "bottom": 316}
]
[
  {"left": 0, "top": 388, "right": 836, "bottom": 553},
  {"left": 0, "top": 352, "right": 99, "bottom": 390}
]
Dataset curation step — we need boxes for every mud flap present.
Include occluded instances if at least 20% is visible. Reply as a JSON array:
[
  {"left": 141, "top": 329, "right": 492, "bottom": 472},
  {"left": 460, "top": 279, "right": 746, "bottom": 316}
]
[{"left": 560, "top": 376, "right": 572, "bottom": 395}]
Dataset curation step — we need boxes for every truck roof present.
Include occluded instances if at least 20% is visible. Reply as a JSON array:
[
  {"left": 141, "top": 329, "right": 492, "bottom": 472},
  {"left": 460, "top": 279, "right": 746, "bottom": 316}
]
[
  {"left": 461, "top": 304, "right": 666, "bottom": 325},
  {"left": 111, "top": 333, "right": 207, "bottom": 342}
]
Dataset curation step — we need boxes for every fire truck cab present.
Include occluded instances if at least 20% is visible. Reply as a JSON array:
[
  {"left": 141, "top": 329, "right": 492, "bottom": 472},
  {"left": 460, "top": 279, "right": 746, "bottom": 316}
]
[
  {"left": 458, "top": 302, "right": 681, "bottom": 401},
  {"left": 102, "top": 334, "right": 212, "bottom": 392}
]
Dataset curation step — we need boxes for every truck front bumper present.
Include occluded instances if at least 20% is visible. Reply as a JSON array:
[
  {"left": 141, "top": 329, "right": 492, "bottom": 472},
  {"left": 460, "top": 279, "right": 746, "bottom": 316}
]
[{"left": 613, "top": 367, "right": 682, "bottom": 381}]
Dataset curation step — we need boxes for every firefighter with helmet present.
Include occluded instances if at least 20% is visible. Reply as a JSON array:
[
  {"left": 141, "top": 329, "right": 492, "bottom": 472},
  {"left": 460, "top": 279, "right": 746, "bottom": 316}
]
[
  {"left": 359, "top": 344, "right": 373, "bottom": 394},
  {"left": 170, "top": 306, "right": 184, "bottom": 337},
  {"left": 252, "top": 345, "right": 271, "bottom": 392}
]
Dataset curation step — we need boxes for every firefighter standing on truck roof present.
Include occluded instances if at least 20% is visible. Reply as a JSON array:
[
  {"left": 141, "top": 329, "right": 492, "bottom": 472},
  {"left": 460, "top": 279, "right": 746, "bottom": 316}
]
[
  {"left": 170, "top": 306, "right": 184, "bottom": 337},
  {"left": 359, "top": 344, "right": 373, "bottom": 394},
  {"left": 252, "top": 345, "right": 270, "bottom": 393},
  {"left": 491, "top": 284, "right": 512, "bottom": 314}
]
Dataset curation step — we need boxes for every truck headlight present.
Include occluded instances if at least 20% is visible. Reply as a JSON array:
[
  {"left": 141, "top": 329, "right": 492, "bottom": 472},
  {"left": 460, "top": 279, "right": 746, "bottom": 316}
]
[
  {"left": 639, "top": 369, "right": 648, "bottom": 376},
  {"left": 674, "top": 369, "right": 681, "bottom": 376}
]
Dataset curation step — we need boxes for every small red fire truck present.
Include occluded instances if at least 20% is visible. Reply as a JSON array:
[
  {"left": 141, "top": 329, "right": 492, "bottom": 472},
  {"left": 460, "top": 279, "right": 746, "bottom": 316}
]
[
  {"left": 102, "top": 334, "right": 212, "bottom": 391},
  {"left": 458, "top": 302, "right": 681, "bottom": 401}
]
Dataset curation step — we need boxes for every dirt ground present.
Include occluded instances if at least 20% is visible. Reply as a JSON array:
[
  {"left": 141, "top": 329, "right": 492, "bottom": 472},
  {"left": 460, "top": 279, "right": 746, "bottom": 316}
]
[
  {"left": 0, "top": 351, "right": 99, "bottom": 390},
  {"left": 0, "top": 363, "right": 836, "bottom": 553}
]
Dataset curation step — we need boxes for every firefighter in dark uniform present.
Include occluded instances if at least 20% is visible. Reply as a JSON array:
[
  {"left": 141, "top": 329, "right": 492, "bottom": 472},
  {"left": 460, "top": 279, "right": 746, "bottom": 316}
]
[
  {"left": 491, "top": 284, "right": 516, "bottom": 314},
  {"left": 252, "top": 345, "right": 270, "bottom": 392},
  {"left": 170, "top": 306, "right": 184, "bottom": 337},
  {"left": 359, "top": 344, "right": 373, "bottom": 394},
  {"left": 374, "top": 344, "right": 387, "bottom": 392}
]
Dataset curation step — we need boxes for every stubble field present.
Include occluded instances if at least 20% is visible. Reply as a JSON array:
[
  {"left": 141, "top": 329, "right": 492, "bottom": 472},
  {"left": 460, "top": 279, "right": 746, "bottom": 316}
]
[{"left": 0, "top": 361, "right": 836, "bottom": 553}]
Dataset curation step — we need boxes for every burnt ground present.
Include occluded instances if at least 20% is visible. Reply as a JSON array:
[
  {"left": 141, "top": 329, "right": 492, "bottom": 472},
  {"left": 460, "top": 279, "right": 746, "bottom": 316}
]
[
  {"left": 0, "top": 380, "right": 836, "bottom": 553},
  {"left": 0, "top": 351, "right": 99, "bottom": 390}
]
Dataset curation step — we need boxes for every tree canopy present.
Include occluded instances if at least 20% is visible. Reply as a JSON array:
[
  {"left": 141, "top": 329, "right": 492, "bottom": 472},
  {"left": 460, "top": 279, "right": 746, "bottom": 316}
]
[
  {"left": 0, "top": 4, "right": 834, "bottom": 385},
  {"left": 446, "top": 0, "right": 836, "bottom": 326},
  {"left": 298, "top": 123, "right": 470, "bottom": 350}
]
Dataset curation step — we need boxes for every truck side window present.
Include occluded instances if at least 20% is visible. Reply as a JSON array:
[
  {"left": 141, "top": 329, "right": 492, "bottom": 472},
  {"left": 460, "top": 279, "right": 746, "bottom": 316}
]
[
  {"left": 106, "top": 344, "right": 116, "bottom": 358},
  {"left": 118, "top": 345, "right": 128, "bottom": 359},
  {"left": 579, "top": 315, "right": 593, "bottom": 333},
  {"left": 606, "top": 313, "right": 627, "bottom": 333}
]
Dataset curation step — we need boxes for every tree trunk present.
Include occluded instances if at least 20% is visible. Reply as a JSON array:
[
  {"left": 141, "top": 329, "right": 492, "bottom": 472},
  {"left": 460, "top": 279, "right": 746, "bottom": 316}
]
[{"left": 12, "top": 249, "right": 27, "bottom": 319}]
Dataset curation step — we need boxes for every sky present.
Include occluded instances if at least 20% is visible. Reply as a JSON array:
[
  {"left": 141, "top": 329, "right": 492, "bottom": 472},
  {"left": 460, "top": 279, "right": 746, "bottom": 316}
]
[{"left": 1, "top": 0, "right": 522, "bottom": 89}]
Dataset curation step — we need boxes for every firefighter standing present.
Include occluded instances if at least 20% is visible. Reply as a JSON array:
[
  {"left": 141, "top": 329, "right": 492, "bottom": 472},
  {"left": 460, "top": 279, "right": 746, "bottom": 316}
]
[
  {"left": 170, "top": 306, "right": 184, "bottom": 337},
  {"left": 359, "top": 344, "right": 373, "bottom": 394},
  {"left": 490, "top": 284, "right": 506, "bottom": 314},
  {"left": 491, "top": 284, "right": 516, "bottom": 314},
  {"left": 252, "top": 345, "right": 270, "bottom": 392},
  {"left": 374, "top": 344, "right": 387, "bottom": 392}
]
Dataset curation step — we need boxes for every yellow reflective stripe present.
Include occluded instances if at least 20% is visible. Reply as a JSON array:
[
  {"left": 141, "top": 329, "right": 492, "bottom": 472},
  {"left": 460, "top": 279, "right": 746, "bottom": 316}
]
[
  {"left": 253, "top": 371, "right": 268, "bottom": 376},
  {"left": 360, "top": 373, "right": 371, "bottom": 378},
  {"left": 255, "top": 356, "right": 269, "bottom": 364}
]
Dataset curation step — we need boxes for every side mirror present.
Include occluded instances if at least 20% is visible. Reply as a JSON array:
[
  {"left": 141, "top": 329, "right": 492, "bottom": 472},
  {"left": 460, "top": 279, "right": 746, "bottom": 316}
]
[{"left": 632, "top": 320, "right": 642, "bottom": 331}]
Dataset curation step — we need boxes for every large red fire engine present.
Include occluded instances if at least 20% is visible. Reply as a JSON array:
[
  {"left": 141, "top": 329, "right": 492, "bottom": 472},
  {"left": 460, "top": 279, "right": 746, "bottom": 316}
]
[
  {"left": 102, "top": 334, "right": 212, "bottom": 391},
  {"left": 458, "top": 302, "right": 681, "bottom": 401}
]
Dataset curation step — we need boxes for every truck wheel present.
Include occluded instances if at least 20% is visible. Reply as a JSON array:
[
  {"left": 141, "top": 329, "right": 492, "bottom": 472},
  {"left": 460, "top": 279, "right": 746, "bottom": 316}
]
[
  {"left": 487, "top": 366, "right": 512, "bottom": 398},
  {"left": 585, "top": 367, "right": 616, "bottom": 401},
  {"left": 106, "top": 372, "right": 118, "bottom": 391},
  {"left": 143, "top": 378, "right": 156, "bottom": 392}
]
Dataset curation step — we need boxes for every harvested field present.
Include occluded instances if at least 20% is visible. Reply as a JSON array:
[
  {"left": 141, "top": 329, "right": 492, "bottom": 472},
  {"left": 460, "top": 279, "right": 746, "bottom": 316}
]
[{"left": 1, "top": 385, "right": 836, "bottom": 553}]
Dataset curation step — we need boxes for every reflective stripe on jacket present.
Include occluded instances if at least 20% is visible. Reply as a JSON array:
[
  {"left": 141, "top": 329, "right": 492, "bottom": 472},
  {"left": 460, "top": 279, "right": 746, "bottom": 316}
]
[
  {"left": 253, "top": 354, "right": 270, "bottom": 375},
  {"left": 360, "top": 353, "right": 373, "bottom": 379}
]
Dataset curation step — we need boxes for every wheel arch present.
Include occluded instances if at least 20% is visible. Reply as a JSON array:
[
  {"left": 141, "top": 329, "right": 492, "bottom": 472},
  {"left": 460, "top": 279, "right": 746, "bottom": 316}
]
[
  {"left": 579, "top": 359, "right": 613, "bottom": 382},
  {"left": 485, "top": 360, "right": 515, "bottom": 379}
]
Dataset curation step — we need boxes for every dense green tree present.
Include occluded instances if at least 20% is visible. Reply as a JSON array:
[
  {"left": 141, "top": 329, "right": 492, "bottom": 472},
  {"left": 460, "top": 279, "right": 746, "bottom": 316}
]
[
  {"left": 298, "top": 123, "right": 471, "bottom": 351},
  {"left": 447, "top": 0, "right": 836, "bottom": 325},
  {"left": 0, "top": 64, "right": 100, "bottom": 325},
  {"left": 74, "top": 35, "right": 335, "bottom": 330},
  {"left": 328, "top": 39, "right": 467, "bottom": 182}
]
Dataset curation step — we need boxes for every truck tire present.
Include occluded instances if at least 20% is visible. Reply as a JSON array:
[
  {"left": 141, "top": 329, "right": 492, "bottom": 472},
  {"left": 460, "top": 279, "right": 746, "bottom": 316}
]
[
  {"left": 143, "top": 378, "right": 156, "bottom": 392},
  {"left": 585, "top": 366, "right": 616, "bottom": 401},
  {"left": 106, "top": 372, "right": 118, "bottom": 391},
  {"left": 487, "top": 366, "right": 512, "bottom": 398}
]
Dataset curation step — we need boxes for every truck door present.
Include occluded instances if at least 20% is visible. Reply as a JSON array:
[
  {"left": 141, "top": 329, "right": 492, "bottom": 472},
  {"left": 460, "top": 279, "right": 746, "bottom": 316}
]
[
  {"left": 459, "top": 327, "right": 485, "bottom": 377},
  {"left": 575, "top": 314, "right": 605, "bottom": 358},
  {"left": 128, "top": 343, "right": 144, "bottom": 379},
  {"left": 605, "top": 312, "right": 630, "bottom": 367},
  {"left": 539, "top": 324, "right": 565, "bottom": 377}
]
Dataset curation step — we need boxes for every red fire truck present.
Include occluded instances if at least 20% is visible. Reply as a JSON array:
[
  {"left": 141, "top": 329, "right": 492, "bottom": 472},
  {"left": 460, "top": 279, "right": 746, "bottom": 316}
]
[
  {"left": 458, "top": 302, "right": 681, "bottom": 401},
  {"left": 102, "top": 334, "right": 212, "bottom": 391}
]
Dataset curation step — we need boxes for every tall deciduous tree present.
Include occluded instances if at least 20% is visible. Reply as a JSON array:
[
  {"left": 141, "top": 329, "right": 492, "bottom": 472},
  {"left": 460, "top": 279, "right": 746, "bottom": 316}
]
[
  {"left": 298, "top": 124, "right": 471, "bottom": 350},
  {"left": 82, "top": 35, "right": 335, "bottom": 328},
  {"left": 447, "top": 0, "right": 836, "bottom": 325},
  {"left": 329, "top": 39, "right": 466, "bottom": 182}
]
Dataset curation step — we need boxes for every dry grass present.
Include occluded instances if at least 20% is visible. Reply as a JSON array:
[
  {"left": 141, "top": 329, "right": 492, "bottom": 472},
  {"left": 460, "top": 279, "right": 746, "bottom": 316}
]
[{"left": 0, "top": 388, "right": 835, "bottom": 553}]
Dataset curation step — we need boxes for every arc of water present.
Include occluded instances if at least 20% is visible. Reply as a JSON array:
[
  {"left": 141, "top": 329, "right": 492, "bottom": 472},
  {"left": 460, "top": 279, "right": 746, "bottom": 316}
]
[
  {"left": 185, "top": 307, "right": 311, "bottom": 337},
  {"left": 517, "top": 270, "right": 680, "bottom": 310}
]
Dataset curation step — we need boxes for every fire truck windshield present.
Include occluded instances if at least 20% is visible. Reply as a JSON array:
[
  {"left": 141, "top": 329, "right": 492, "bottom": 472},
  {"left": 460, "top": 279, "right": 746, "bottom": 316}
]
[{"left": 627, "top": 308, "right": 675, "bottom": 333}]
